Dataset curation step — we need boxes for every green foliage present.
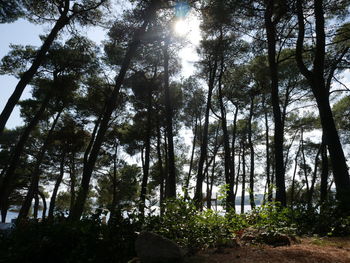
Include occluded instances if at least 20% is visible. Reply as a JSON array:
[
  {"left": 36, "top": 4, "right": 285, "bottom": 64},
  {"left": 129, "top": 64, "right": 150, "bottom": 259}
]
[{"left": 0, "top": 215, "right": 137, "bottom": 263}]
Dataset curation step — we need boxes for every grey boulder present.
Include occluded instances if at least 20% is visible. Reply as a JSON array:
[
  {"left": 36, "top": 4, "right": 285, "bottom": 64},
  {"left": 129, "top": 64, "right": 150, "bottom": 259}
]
[{"left": 135, "top": 232, "right": 184, "bottom": 263}]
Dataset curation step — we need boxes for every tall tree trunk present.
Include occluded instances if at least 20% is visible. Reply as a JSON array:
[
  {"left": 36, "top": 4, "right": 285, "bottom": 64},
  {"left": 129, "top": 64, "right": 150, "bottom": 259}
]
[
  {"left": 308, "top": 144, "right": 321, "bottom": 209},
  {"left": 291, "top": 142, "right": 301, "bottom": 207},
  {"left": 139, "top": 88, "right": 152, "bottom": 216},
  {"left": 69, "top": 3, "right": 157, "bottom": 221},
  {"left": 38, "top": 190, "right": 46, "bottom": 221},
  {"left": 109, "top": 140, "right": 119, "bottom": 224},
  {"left": 33, "top": 193, "right": 39, "bottom": 220},
  {"left": 217, "top": 59, "right": 234, "bottom": 210},
  {"left": 230, "top": 105, "right": 239, "bottom": 210},
  {"left": 320, "top": 140, "right": 329, "bottom": 206},
  {"left": 264, "top": 0, "right": 286, "bottom": 206},
  {"left": 69, "top": 153, "right": 76, "bottom": 215},
  {"left": 18, "top": 109, "right": 62, "bottom": 221},
  {"left": 296, "top": 0, "right": 350, "bottom": 213},
  {"left": 263, "top": 95, "right": 272, "bottom": 202},
  {"left": 248, "top": 95, "right": 256, "bottom": 209},
  {"left": 0, "top": 95, "right": 50, "bottom": 220},
  {"left": 300, "top": 128, "right": 310, "bottom": 193},
  {"left": 184, "top": 116, "right": 198, "bottom": 200},
  {"left": 163, "top": 41, "right": 176, "bottom": 199},
  {"left": 194, "top": 57, "right": 218, "bottom": 209},
  {"left": 48, "top": 151, "right": 65, "bottom": 220},
  {"left": 0, "top": 4, "right": 70, "bottom": 136},
  {"left": 156, "top": 121, "right": 165, "bottom": 215},
  {"left": 241, "top": 141, "right": 246, "bottom": 214}
]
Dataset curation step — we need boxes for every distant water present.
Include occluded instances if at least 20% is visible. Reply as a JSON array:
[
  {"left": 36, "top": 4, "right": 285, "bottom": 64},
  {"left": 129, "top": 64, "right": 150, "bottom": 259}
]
[{"left": 4, "top": 205, "right": 255, "bottom": 223}]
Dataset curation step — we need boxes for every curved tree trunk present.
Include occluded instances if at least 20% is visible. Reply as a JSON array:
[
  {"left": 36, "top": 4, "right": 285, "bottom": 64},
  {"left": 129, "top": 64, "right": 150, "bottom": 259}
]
[
  {"left": 69, "top": 3, "right": 158, "bottom": 221},
  {"left": 0, "top": 7, "right": 70, "bottom": 136},
  {"left": 18, "top": 110, "right": 62, "bottom": 221},
  {"left": 0, "top": 95, "right": 50, "bottom": 221},
  {"left": 264, "top": 0, "right": 286, "bottom": 206}
]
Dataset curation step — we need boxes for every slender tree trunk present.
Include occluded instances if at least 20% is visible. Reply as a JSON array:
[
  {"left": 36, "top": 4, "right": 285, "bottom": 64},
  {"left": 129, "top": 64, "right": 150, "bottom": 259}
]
[
  {"left": 264, "top": 0, "right": 286, "bottom": 206},
  {"left": 38, "top": 190, "right": 46, "bottom": 221},
  {"left": 241, "top": 141, "right": 246, "bottom": 214},
  {"left": 69, "top": 3, "right": 157, "bottom": 221},
  {"left": 0, "top": 7, "right": 70, "bottom": 136},
  {"left": 291, "top": 142, "right": 301, "bottom": 207},
  {"left": 69, "top": 153, "right": 76, "bottom": 215},
  {"left": 230, "top": 105, "right": 239, "bottom": 210},
  {"left": 217, "top": 61, "right": 234, "bottom": 210},
  {"left": 18, "top": 110, "right": 62, "bottom": 220},
  {"left": 156, "top": 121, "right": 165, "bottom": 215},
  {"left": 320, "top": 140, "right": 329, "bottom": 206},
  {"left": 109, "top": 141, "right": 119, "bottom": 224},
  {"left": 48, "top": 151, "right": 65, "bottom": 220},
  {"left": 248, "top": 95, "right": 256, "bottom": 209},
  {"left": 33, "top": 193, "right": 39, "bottom": 220},
  {"left": 184, "top": 116, "right": 198, "bottom": 200},
  {"left": 308, "top": 144, "right": 321, "bottom": 209},
  {"left": 163, "top": 41, "right": 176, "bottom": 199},
  {"left": 263, "top": 95, "right": 272, "bottom": 202},
  {"left": 0, "top": 95, "right": 50, "bottom": 219},
  {"left": 194, "top": 56, "right": 218, "bottom": 208},
  {"left": 296, "top": 0, "right": 350, "bottom": 213},
  {"left": 300, "top": 128, "right": 310, "bottom": 194},
  {"left": 139, "top": 88, "right": 152, "bottom": 216}
]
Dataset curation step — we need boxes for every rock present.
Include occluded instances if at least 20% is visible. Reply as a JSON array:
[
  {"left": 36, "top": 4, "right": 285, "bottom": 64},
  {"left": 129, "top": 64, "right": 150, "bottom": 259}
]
[
  {"left": 135, "top": 232, "right": 184, "bottom": 263},
  {"left": 259, "top": 232, "right": 291, "bottom": 247}
]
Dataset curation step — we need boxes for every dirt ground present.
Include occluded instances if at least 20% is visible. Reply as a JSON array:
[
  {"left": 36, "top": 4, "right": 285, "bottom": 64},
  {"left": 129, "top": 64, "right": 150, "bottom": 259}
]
[{"left": 186, "top": 237, "right": 350, "bottom": 263}]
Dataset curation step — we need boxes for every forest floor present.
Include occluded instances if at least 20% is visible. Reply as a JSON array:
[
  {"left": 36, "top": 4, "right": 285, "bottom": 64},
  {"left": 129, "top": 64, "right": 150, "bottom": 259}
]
[{"left": 186, "top": 237, "right": 350, "bottom": 263}]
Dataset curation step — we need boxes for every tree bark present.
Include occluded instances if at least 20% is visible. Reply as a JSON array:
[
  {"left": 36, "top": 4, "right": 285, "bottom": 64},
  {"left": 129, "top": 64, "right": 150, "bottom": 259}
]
[
  {"left": 0, "top": 5, "right": 70, "bottom": 136},
  {"left": 296, "top": 0, "right": 350, "bottom": 213},
  {"left": 163, "top": 41, "right": 176, "bottom": 199},
  {"left": 18, "top": 109, "right": 62, "bottom": 221},
  {"left": 0, "top": 94, "right": 50, "bottom": 220},
  {"left": 48, "top": 151, "right": 65, "bottom": 220},
  {"left": 264, "top": 0, "right": 286, "bottom": 206},
  {"left": 69, "top": 3, "right": 157, "bottom": 221},
  {"left": 248, "top": 95, "right": 256, "bottom": 209},
  {"left": 194, "top": 56, "right": 218, "bottom": 209},
  {"left": 139, "top": 87, "right": 152, "bottom": 216}
]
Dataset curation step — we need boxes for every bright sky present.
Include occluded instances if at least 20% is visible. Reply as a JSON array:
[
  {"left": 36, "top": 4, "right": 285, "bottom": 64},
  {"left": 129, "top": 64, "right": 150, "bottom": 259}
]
[{"left": 0, "top": 11, "right": 201, "bottom": 130}]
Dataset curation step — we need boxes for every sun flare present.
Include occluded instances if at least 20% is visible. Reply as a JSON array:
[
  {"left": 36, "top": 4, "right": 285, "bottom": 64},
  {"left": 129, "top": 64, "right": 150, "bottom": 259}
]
[{"left": 174, "top": 19, "right": 187, "bottom": 36}]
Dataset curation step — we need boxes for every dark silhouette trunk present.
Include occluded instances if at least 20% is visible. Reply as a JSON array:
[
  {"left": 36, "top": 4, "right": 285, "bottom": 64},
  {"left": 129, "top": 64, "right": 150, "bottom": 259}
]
[
  {"left": 69, "top": 4, "right": 157, "bottom": 221},
  {"left": 48, "top": 151, "right": 65, "bottom": 220},
  {"left": 0, "top": 5, "right": 70, "bottom": 136},
  {"left": 248, "top": 95, "right": 256, "bottom": 209},
  {"left": 18, "top": 109, "right": 62, "bottom": 221},
  {"left": 230, "top": 105, "right": 239, "bottom": 210},
  {"left": 300, "top": 128, "right": 310, "bottom": 193},
  {"left": 139, "top": 88, "right": 152, "bottom": 216},
  {"left": 0, "top": 94, "right": 50, "bottom": 219},
  {"left": 241, "top": 141, "right": 246, "bottom": 214},
  {"left": 33, "top": 193, "right": 39, "bottom": 219},
  {"left": 308, "top": 144, "right": 321, "bottom": 209},
  {"left": 38, "top": 190, "right": 46, "bottom": 220},
  {"left": 184, "top": 116, "right": 198, "bottom": 200},
  {"left": 264, "top": 0, "right": 286, "bottom": 206},
  {"left": 69, "top": 153, "right": 76, "bottom": 215},
  {"left": 194, "top": 56, "right": 217, "bottom": 209},
  {"left": 291, "top": 142, "right": 301, "bottom": 207},
  {"left": 217, "top": 58, "right": 234, "bottom": 210},
  {"left": 263, "top": 95, "right": 272, "bottom": 202},
  {"left": 296, "top": 0, "right": 350, "bottom": 213},
  {"left": 163, "top": 42, "right": 176, "bottom": 199},
  {"left": 156, "top": 121, "right": 165, "bottom": 215},
  {"left": 320, "top": 141, "right": 329, "bottom": 206},
  {"left": 109, "top": 141, "right": 119, "bottom": 224}
]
